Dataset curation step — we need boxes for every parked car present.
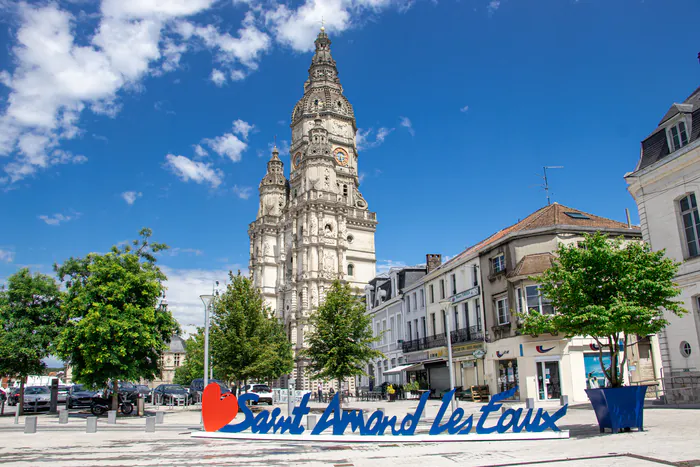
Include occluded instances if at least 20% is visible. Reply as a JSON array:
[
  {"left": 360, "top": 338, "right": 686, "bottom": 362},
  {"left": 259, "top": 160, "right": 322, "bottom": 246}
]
[
  {"left": 0, "top": 387, "right": 6, "bottom": 403},
  {"left": 68, "top": 384, "right": 98, "bottom": 409},
  {"left": 243, "top": 384, "right": 273, "bottom": 405},
  {"left": 57, "top": 385, "right": 70, "bottom": 404},
  {"left": 22, "top": 386, "right": 51, "bottom": 412},
  {"left": 134, "top": 385, "right": 152, "bottom": 402},
  {"left": 189, "top": 379, "right": 230, "bottom": 401},
  {"left": 152, "top": 384, "right": 189, "bottom": 405}
]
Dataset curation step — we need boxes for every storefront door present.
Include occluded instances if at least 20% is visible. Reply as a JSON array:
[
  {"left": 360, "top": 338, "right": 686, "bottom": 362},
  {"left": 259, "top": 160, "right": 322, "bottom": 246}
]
[
  {"left": 536, "top": 360, "right": 561, "bottom": 400},
  {"left": 497, "top": 359, "right": 519, "bottom": 400}
]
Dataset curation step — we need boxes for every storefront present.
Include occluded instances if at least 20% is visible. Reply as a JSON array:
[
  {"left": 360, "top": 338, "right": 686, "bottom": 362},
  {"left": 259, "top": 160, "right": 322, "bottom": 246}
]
[
  {"left": 452, "top": 342, "right": 486, "bottom": 390},
  {"left": 497, "top": 359, "right": 520, "bottom": 399},
  {"left": 405, "top": 351, "right": 429, "bottom": 388}
]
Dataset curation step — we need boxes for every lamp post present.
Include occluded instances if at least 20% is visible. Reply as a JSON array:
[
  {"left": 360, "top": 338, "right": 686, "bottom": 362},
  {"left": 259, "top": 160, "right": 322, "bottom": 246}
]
[
  {"left": 200, "top": 294, "right": 214, "bottom": 391},
  {"left": 439, "top": 299, "right": 457, "bottom": 412}
]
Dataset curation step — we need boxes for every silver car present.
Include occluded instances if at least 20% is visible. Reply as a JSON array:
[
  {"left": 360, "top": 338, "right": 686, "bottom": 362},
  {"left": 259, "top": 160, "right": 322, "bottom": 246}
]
[{"left": 23, "top": 386, "right": 51, "bottom": 412}]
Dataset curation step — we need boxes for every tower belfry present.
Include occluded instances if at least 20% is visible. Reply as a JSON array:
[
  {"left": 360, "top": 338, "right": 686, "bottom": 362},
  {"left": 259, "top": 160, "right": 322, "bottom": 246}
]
[{"left": 248, "top": 28, "right": 377, "bottom": 391}]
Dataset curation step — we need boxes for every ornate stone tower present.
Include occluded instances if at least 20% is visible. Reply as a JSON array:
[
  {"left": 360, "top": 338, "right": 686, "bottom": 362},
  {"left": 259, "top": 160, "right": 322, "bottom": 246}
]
[{"left": 248, "top": 27, "right": 377, "bottom": 390}]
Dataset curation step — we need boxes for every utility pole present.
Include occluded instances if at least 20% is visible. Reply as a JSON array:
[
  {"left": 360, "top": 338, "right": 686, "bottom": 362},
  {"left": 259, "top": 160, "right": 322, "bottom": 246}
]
[{"left": 542, "top": 166, "right": 564, "bottom": 205}]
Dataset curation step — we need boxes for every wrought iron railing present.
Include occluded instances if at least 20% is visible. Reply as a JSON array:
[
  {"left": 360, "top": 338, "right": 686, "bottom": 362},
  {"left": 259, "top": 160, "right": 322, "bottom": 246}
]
[{"left": 401, "top": 325, "right": 484, "bottom": 353}]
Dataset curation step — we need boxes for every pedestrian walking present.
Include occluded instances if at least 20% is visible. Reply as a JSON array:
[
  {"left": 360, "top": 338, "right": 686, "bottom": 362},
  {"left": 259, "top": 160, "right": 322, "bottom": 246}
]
[{"left": 317, "top": 382, "right": 323, "bottom": 403}]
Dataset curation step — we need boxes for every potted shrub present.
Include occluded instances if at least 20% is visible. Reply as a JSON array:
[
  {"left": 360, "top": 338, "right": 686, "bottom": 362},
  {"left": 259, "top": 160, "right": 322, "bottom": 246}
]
[
  {"left": 387, "top": 384, "right": 396, "bottom": 402},
  {"left": 520, "top": 233, "right": 685, "bottom": 434}
]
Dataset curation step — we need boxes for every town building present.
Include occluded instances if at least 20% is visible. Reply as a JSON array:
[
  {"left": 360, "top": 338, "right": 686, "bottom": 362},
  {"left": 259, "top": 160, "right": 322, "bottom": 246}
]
[
  {"left": 401, "top": 253, "right": 486, "bottom": 395},
  {"left": 248, "top": 27, "right": 377, "bottom": 390},
  {"left": 148, "top": 335, "right": 187, "bottom": 388},
  {"left": 362, "top": 265, "right": 426, "bottom": 389},
  {"left": 476, "top": 203, "right": 657, "bottom": 403},
  {"left": 625, "top": 86, "right": 700, "bottom": 402}
]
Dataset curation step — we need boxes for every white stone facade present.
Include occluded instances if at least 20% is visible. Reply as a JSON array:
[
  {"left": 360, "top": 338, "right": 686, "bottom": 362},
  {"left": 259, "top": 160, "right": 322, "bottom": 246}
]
[{"left": 248, "top": 28, "right": 377, "bottom": 391}]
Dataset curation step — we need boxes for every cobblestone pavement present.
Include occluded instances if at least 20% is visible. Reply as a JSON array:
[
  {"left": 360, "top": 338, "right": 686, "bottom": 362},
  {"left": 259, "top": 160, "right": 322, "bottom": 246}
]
[{"left": 1, "top": 400, "right": 699, "bottom": 466}]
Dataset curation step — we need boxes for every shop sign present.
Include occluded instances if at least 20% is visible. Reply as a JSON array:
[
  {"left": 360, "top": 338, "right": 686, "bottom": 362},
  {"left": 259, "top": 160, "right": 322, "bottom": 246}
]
[
  {"left": 429, "top": 348, "right": 447, "bottom": 359},
  {"left": 461, "top": 360, "right": 476, "bottom": 368},
  {"left": 449, "top": 286, "right": 480, "bottom": 304},
  {"left": 407, "top": 351, "right": 428, "bottom": 363},
  {"left": 453, "top": 343, "right": 483, "bottom": 356},
  {"left": 198, "top": 384, "right": 568, "bottom": 439}
]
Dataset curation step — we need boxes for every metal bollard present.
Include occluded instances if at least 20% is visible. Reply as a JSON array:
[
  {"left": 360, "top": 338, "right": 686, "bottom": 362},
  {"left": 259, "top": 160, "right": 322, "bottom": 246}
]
[
  {"left": 560, "top": 395, "right": 569, "bottom": 406},
  {"left": 14, "top": 408, "right": 19, "bottom": 425},
  {"left": 526, "top": 398, "right": 535, "bottom": 409},
  {"left": 24, "top": 416, "right": 37, "bottom": 434},
  {"left": 307, "top": 414, "right": 317, "bottom": 430},
  {"left": 58, "top": 408, "right": 69, "bottom": 424},
  {"left": 155, "top": 412, "right": 165, "bottom": 424},
  {"left": 146, "top": 417, "right": 156, "bottom": 433},
  {"left": 108, "top": 410, "right": 117, "bottom": 424},
  {"left": 86, "top": 417, "right": 97, "bottom": 433}
]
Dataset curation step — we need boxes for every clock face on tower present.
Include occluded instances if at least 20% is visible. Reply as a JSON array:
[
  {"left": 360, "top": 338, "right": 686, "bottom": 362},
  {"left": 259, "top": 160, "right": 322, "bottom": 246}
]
[
  {"left": 292, "top": 152, "right": 302, "bottom": 169},
  {"left": 334, "top": 148, "right": 349, "bottom": 167}
]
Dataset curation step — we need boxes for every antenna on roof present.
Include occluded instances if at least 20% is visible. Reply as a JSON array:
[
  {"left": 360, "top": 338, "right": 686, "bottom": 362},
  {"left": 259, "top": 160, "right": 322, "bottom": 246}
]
[{"left": 540, "top": 166, "right": 564, "bottom": 205}]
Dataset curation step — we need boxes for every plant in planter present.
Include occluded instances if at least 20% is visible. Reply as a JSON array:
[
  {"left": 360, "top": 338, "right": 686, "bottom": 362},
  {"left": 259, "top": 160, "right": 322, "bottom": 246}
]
[
  {"left": 519, "top": 232, "right": 685, "bottom": 433},
  {"left": 387, "top": 384, "right": 396, "bottom": 402}
]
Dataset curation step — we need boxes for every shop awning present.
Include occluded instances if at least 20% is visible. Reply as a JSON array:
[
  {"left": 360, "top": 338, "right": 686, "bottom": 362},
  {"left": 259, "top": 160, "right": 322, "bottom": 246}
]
[{"left": 384, "top": 363, "right": 423, "bottom": 375}]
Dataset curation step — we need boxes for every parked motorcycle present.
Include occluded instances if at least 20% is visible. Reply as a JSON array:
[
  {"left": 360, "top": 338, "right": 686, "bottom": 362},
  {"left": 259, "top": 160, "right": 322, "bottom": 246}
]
[{"left": 90, "top": 390, "right": 135, "bottom": 416}]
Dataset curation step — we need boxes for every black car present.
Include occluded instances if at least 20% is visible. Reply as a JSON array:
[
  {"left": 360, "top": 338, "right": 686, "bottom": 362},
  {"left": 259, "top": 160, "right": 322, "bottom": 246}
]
[
  {"left": 152, "top": 384, "right": 189, "bottom": 405},
  {"left": 189, "top": 379, "right": 230, "bottom": 401},
  {"left": 134, "top": 384, "right": 152, "bottom": 401},
  {"left": 68, "top": 384, "right": 97, "bottom": 409}
]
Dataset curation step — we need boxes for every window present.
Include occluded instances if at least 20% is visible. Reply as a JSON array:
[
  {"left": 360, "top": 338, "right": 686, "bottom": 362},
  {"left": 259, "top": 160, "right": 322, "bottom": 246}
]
[
  {"left": 347, "top": 234, "right": 354, "bottom": 244},
  {"left": 680, "top": 341, "right": 692, "bottom": 358},
  {"left": 472, "top": 264, "right": 479, "bottom": 287},
  {"left": 390, "top": 317, "right": 395, "bottom": 342},
  {"left": 376, "top": 323, "right": 380, "bottom": 339},
  {"left": 174, "top": 355, "right": 180, "bottom": 367},
  {"left": 415, "top": 319, "right": 420, "bottom": 338},
  {"left": 526, "top": 285, "right": 554, "bottom": 314},
  {"left": 421, "top": 317, "right": 427, "bottom": 339},
  {"left": 412, "top": 293, "right": 416, "bottom": 311},
  {"left": 420, "top": 289, "right": 425, "bottom": 307},
  {"left": 516, "top": 288, "right": 523, "bottom": 315},
  {"left": 431, "top": 313, "right": 436, "bottom": 337},
  {"left": 407, "top": 321, "right": 413, "bottom": 341},
  {"left": 441, "top": 309, "right": 447, "bottom": 336},
  {"left": 451, "top": 274, "right": 457, "bottom": 295},
  {"left": 343, "top": 184, "right": 348, "bottom": 197},
  {"left": 347, "top": 263, "right": 354, "bottom": 276},
  {"left": 475, "top": 299, "right": 482, "bottom": 331},
  {"left": 440, "top": 279, "right": 445, "bottom": 299},
  {"left": 397, "top": 313, "right": 402, "bottom": 339},
  {"left": 496, "top": 297, "right": 509, "bottom": 325},
  {"left": 564, "top": 211, "right": 590, "bottom": 220},
  {"left": 463, "top": 302, "right": 470, "bottom": 329},
  {"left": 680, "top": 193, "right": 700, "bottom": 258},
  {"left": 382, "top": 320, "right": 386, "bottom": 344},
  {"left": 430, "top": 284, "right": 435, "bottom": 303},
  {"left": 670, "top": 121, "right": 689, "bottom": 151},
  {"left": 453, "top": 306, "right": 459, "bottom": 331},
  {"left": 492, "top": 254, "right": 505, "bottom": 274}
]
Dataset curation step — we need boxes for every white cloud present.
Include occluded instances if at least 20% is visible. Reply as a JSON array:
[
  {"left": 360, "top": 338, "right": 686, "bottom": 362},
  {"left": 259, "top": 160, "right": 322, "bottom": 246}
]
[
  {"left": 376, "top": 259, "right": 407, "bottom": 275},
  {"left": 164, "top": 154, "right": 223, "bottom": 188},
  {"left": 230, "top": 70, "right": 246, "bottom": 81},
  {"left": 460, "top": 105, "right": 469, "bottom": 112},
  {"left": 211, "top": 68, "right": 227, "bottom": 86},
  {"left": 162, "top": 247, "right": 203, "bottom": 257},
  {"left": 487, "top": 0, "right": 500, "bottom": 14},
  {"left": 161, "top": 265, "right": 244, "bottom": 333},
  {"left": 0, "top": 249, "right": 15, "bottom": 263},
  {"left": 356, "top": 127, "right": 393, "bottom": 150},
  {"left": 121, "top": 190, "right": 142, "bottom": 205},
  {"left": 205, "top": 133, "right": 247, "bottom": 162},
  {"left": 38, "top": 212, "right": 80, "bottom": 226},
  {"left": 232, "top": 119, "right": 255, "bottom": 140},
  {"left": 193, "top": 144, "right": 208, "bottom": 158},
  {"left": 399, "top": 116, "right": 414, "bottom": 136},
  {"left": 232, "top": 185, "right": 253, "bottom": 199}
]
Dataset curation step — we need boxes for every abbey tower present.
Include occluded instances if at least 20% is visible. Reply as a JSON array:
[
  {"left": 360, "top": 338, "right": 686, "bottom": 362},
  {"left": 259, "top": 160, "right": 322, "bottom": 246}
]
[{"left": 248, "top": 27, "right": 377, "bottom": 390}]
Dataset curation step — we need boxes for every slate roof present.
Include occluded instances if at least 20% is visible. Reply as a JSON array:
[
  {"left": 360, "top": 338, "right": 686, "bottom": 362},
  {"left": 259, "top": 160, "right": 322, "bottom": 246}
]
[
  {"left": 167, "top": 335, "right": 186, "bottom": 354},
  {"left": 637, "top": 86, "right": 700, "bottom": 172},
  {"left": 433, "top": 203, "right": 638, "bottom": 273}
]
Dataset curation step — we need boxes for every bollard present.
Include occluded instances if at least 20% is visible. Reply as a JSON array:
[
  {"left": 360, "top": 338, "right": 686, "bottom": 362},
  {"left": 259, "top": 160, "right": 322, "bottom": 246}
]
[
  {"left": 155, "top": 411, "right": 165, "bottom": 424},
  {"left": 146, "top": 416, "right": 156, "bottom": 433},
  {"left": 24, "top": 416, "right": 37, "bottom": 434},
  {"left": 137, "top": 396, "right": 145, "bottom": 417},
  {"left": 58, "top": 408, "right": 69, "bottom": 424},
  {"left": 108, "top": 410, "right": 117, "bottom": 424},
  {"left": 14, "top": 408, "right": 19, "bottom": 425},
  {"left": 307, "top": 414, "right": 317, "bottom": 430},
  {"left": 560, "top": 395, "right": 569, "bottom": 406},
  {"left": 86, "top": 417, "right": 97, "bottom": 433},
  {"left": 526, "top": 398, "right": 535, "bottom": 409}
]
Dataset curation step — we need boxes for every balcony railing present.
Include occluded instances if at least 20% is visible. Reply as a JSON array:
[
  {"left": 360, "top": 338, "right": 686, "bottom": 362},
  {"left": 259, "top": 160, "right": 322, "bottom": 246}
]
[{"left": 402, "top": 325, "right": 484, "bottom": 353}]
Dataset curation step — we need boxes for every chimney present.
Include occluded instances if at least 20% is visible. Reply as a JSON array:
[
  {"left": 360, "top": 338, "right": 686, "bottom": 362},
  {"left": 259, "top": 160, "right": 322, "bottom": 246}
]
[{"left": 426, "top": 254, "right": 442, "bottom": 274}]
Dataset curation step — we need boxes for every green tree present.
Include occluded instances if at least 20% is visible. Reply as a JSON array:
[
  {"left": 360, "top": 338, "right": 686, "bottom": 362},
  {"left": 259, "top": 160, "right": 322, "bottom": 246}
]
[
  {"left": 519, "top": 232, "right": 685, "bottom": 388},
  {"left": 210, "top": 271, "right": 293, "bottom": 386},
  {"left": 173, "top": 328, "right": 208, "bottom": 386},
  {"left": 55, "top": 228, "right": 179, "bottom": 410},
  {"left": 0, "top": 268, "right": 64, "bottom": 414},
  {"left": 304, "top": 280, "right": 382, "bottom": 400}
]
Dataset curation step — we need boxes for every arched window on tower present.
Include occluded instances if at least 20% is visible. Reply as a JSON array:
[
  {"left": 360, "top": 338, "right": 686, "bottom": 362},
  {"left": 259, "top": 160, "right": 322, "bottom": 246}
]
[{"left": 347, "top": 264, "right": 354, "bottom": 277}]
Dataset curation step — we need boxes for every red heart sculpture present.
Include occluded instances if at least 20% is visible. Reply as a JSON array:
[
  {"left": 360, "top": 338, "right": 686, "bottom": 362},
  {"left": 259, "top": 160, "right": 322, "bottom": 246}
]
[{"left": 202, "top": 383, "right": 239, "bottom": 432}]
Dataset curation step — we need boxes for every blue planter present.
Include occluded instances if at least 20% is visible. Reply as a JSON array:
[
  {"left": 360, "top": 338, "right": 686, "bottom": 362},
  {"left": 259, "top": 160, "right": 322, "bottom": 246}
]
[{"left": 585, "top": 386, "right": 647, "bottom": 434}]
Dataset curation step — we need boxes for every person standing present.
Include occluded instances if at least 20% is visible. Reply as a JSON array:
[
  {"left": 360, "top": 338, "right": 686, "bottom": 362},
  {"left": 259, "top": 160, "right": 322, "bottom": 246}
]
[{"left": 317, "top": 382, "right": 323, "bottom": 403}]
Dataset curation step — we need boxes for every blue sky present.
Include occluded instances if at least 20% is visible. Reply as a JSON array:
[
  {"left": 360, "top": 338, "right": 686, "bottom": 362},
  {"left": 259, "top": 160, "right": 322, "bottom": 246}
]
[{"left": 0, "top": 0, "right": 698, "bottom": 332}]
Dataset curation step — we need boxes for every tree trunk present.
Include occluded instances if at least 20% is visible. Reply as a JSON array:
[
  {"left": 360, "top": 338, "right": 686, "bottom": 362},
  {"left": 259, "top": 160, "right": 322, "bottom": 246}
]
[
  {"left": 112, "top": 380, "right": 119, "bottom": 412},
  {"left": 18, "top": 377, "right": 25, "bottom": 416},
  {"left": 337, "top": 379, "right": 342, "bottom": 408}
]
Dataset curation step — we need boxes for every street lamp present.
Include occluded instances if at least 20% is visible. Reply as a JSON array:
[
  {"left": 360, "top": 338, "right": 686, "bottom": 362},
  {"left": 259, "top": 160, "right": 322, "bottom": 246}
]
[
  {"left": 200, "top": 294, "right": 214, "bottom": 391},
  {"left": 439, "top": 299, "right": 457, "bottom": 412}
]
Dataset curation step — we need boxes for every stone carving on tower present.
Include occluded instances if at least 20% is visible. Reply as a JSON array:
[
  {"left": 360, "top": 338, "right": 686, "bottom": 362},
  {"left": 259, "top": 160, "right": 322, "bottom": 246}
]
[{"left": 248, "top": 27, "right": 377, "bottom": 391}]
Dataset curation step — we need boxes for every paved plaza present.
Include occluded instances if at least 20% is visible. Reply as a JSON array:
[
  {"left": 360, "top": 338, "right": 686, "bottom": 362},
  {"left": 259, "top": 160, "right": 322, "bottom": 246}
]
[{"left": 1, "top": 399, "right": 699, "bottom": 466}]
